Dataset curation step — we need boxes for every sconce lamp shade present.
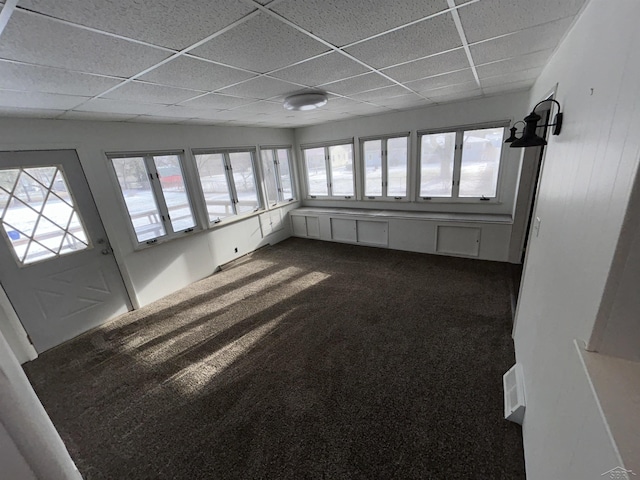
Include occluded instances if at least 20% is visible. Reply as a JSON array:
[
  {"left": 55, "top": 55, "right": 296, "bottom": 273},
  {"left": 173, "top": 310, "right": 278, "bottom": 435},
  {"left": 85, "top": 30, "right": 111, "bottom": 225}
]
[
  {"left": 283, "top": 92, "right": 328, "bottom": 111},
  {"left": 508, "top": 99, "right": 564, "bottom": 148}
]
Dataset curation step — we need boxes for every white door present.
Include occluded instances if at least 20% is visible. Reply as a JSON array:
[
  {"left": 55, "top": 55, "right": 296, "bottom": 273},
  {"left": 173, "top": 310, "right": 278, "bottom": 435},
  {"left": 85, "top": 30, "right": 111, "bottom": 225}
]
[{"left": 0, "top": 150, "right": 131, "bottom": 352}]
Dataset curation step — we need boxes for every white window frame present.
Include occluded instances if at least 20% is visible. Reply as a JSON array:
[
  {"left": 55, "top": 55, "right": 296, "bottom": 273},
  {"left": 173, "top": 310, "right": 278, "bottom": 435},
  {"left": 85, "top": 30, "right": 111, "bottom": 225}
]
[
  {"left": 259, "top": 146, "right": 296, "bottom": 207},
  {"left": 107, "top": 150, "right": 200, "bottom": 247},
  {"left": 360, "top": 132, "right": 410, "bottom": 202},
  {"left": 417, "top": 122, "right": 508, "bottom": 204},
  {"left": 301, "top": 139, "right": 355, "bottom": 200},
  {"left": 192, "top": 147, "right": 262, "bottom": 226}
]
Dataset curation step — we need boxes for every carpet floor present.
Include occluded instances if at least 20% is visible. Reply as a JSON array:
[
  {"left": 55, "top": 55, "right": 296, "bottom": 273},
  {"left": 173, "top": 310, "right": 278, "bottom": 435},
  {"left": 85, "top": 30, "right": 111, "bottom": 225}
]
[{"left": 24, "top": 237, "right": 526, "bottom": 479}]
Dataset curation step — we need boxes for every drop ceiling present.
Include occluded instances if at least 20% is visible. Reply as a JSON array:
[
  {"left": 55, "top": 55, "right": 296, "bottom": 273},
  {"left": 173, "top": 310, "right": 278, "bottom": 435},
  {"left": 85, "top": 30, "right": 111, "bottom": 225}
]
[{"left": 0, "top": 0, "right": 586, "bottom": 128}]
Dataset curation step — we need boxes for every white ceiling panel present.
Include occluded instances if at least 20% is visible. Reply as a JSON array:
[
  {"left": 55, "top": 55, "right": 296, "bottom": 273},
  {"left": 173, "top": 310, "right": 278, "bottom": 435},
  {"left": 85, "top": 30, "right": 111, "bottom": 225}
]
[
  {"left": 0, "top": 106, "right": 64, "bottom": 118},
  {"left": 405, "top": 69, "right": 476, "bottom": 94},
  {"left": 58, "top": 111, "right": 137, "bottom": 122},
  {"left": 320, "top": 73, "right": 394, "bottom": 96},
  {"left": 0, "top": 61, "right": 124, "bottom": 96},
  {"left": 470, "top": 17, "right": 574, "bottom": 65},
  {"left": 217, "top": 76, "right": 303, "bottom": 100},
  {"left": 427, "top": 81, "right": 480, "bottom": 98},
  {"left": 76, "top": 98, "right": 166, "bottom": 115},
  {"left": 148, "top": 105, "right": 223, "bottom": 119},
  {"left": 181, "top": 94, "right": 256, "bottom": 110},
  {"left": 17, "top": 0, "right": 255, "bottom": 50},
  {"left": 350, "top": 85, "right": 412, "bottom": 103},
  {"left": 476, "top": 49, "right": 553, "bottom": 79},
  {"left": 270, "top": 53, "right": 370, "bottom": 87},
  {"left": 480, "top": 68, "right": 543, "bottom": 88},
  {"left": 457, "top": 0, "right": 586, "bottom": 43},
  {"left": 190, "top": 13, "right": 329, "bottom": 73},
  {"left": 102, "top": 81, "right": 202, "bottom": 104},
  {"left": 381, "top": 48, "right": 469, "bottom": 83},
  {"left": 0, "top": 10, "right": 170, "bottom": 77},
  {"left": 229, "top": 100, "right": 287, "bottom": 116},
  {"left": 345, "top": 13, "right": 462, "bottom": 69},
  {"left": 128, "top": 115, "right": 189, "bottom": 124},
  {"left": 431, "top": 89, "right": 482, "bottom": 103},
  {"left": 376, "top": 94, "right": 432, "bottom": 110},
  {"left": 0, "top": 90, "right": 89, "bottom": 109},
  {"left": 322, "top": 97, "right": 369, "bottom": 113},
  {"left": 139, "top": 57, "right": 257, "bottom": 92},
  {"left": 483, "top": 80, "right": 536, "bottom": 95},
  {"left": 272, "top": 0, "right": 449, "bottom": 47}
]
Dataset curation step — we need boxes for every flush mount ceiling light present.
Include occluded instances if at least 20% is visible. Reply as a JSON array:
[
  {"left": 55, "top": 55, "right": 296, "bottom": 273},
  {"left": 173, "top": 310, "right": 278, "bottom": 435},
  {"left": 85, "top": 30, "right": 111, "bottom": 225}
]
[
  {"left": 507, "top": 99, "right": 564, "bottom": 148},
  {"left": 283, "top": 92, "right": 328, "bottom": 111}
]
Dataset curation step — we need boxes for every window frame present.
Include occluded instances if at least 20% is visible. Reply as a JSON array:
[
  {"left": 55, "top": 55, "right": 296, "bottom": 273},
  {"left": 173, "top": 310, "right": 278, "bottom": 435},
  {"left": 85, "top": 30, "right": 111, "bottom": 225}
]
[
  {"left": 416, "top": 122, "right": 509, "bottom": 204},
  {"left": 107, "top": 150, "right": 201, "bottom": 248},
  {"left": 259, "top": 145, "right": 296, "bottom": 207},
  {"left": 359, "top": 132, "right": 410, "bottom": 202},
  {"left": 301, "top": 139, "right": 355, "bottom": 200},
  {"left": 192, "top": 147, "right": 263, "bottom": 227}
]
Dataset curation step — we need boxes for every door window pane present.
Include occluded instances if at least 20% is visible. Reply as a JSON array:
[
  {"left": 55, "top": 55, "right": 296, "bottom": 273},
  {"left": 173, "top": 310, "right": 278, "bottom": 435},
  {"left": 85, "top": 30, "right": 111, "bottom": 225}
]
[
  {"left": 420, "top": 132, "right": 456, "bottom": 197},
  {"left": 229, "top": 152, "right": 259, "bottom": 215},
  {"left": 304, "top": 147, "right": 328, "bottom": 196},
  {"left": 0, "top": 166, "right": 90, "bottom": 265},
  {"left": 153, "top": 155, "right": 195, "bottom": 232},
  {"left": 261, "top": 150, "right": 278, "bottom": 205},
  {"left": 276, "top": 149, "right": 294, "bottom": 200},
  {"left": 194, "top": 153, "right": 234, "bottom": 222},
  {"left": 387, "top": 137, "right": 407, "bottom": 197},
  {"left": 363, "top": 140, "right": 382, "bottom": 196},
  {"left": 329, "top": 144, "right": 354, "bottom": 196},
  {"left": 459, "top": 128, "right": 504, "bottom": 198},
  {"left": 112, "top": 157, "right": 166, "bottom": 242}
]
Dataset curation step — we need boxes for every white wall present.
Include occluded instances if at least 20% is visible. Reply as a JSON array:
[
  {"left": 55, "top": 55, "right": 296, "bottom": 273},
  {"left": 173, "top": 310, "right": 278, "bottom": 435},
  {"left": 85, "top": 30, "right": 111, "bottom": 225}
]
[
  {"left": 0, "top": 118, "right": 297, "bottom": 310},
  {"left": 294, "top": 91, "right": 529, "bottom": 215},
  {"left": 513, "top": 0, "right": 640, "bottom": 477}
]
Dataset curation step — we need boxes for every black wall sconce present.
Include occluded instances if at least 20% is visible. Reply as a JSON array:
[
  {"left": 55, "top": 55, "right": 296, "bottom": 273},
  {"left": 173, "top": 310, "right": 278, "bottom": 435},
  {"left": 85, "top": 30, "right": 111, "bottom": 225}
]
[{"left": 506, "top": 99, "right": 563, "bottom": 148}]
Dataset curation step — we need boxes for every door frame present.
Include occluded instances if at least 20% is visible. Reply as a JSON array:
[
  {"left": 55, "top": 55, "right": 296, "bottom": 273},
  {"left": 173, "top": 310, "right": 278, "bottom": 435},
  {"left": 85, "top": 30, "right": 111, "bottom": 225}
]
[{"left": 0, "top": 141, "right": 135, "bottom": 360}]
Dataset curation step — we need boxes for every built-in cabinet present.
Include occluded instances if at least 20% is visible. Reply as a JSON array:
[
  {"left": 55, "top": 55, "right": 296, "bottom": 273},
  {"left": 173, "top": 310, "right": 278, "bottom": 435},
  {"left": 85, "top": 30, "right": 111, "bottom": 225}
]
[{"left": 289, "top": 207, "right": 513, "bottom": 262}]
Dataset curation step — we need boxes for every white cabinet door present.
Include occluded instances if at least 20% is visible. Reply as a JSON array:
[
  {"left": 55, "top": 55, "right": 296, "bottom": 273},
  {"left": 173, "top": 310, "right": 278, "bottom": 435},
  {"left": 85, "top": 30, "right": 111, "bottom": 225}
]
[{"left": 0, "top": 150, "right": 131, "bottom": 352}]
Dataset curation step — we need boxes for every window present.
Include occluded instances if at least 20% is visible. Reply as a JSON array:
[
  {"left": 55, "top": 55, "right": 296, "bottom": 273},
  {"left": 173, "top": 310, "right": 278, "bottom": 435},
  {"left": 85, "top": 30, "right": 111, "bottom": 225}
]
[
  {"left": 302, "top": 142, "right": 354, "bottom": 198},
  {"left": 361, "top": 134, "right": 408, "bottom": 200},
  {"left": 193, "top": 149, "right": 261, "bottom": 224},
  {"left": 260, "top": 147, "right": 295, "bottom": 206},
  {"left": 109, "top": 152, "right": 197, "bottom": 245},
  {"left": 0, "top": 165, "right": 90, "bottom": 265},
  {"left": 418, "top": 126, "right": 505, "bottom": 201}
]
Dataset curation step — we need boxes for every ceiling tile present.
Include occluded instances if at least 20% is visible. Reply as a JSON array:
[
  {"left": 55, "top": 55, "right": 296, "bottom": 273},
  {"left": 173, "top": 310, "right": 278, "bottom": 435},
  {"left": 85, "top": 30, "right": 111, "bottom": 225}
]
[
  {"left": 190, "top": 13, "right": 330, "bottom": 73},
  {"left": 322, "top": 97, "right": 368, "bottom": 113},
  {"left": 0, "top": 10, "right": 170, "bottom": 77},
  {"left": 180, "top": 93, "right": 256, "bottom": 110},
  {"left": 476, "top": 49, "right": 553, "bottom": 79},
  {"left": 0, "top": 61, "right": 124, "bottom": 97},
  {"left": 427, "top": 82, "right": 480, "bottom": 98},
  {"left": 405, "top": 69, "right": 476, "bottom": 94},
  {"left": 0, "top": 90, "right": 89, "bottom": 109},
  {"left": 381, "top": 48, "right": 469, "bottom": 83},
  {"left": 217, "top": 76, "right": 302, "bottom": 100},
  {"left": 230, "top": 101, "right": 286, "bottom": 116},
  {"left": 128, "top": 115, "right": 189, "bottom": 124},
  {"left": 483, "top": 80, "right": 535, "bottom": 95},
  {"left": 375, "top": 94, "right": 432, "bottom": 109},
  {"left": 470, "top": 17, "right": 573, "bottom": 65},
  {"left": 350, "top": 85, "right": 411, "bottom": 102},
  {"left": 480, "top": 68, "right": 543, "bottom": 88},
  {"left": 75, "top": 98, "right": 166, "bottom": 115},
  {"left": 345, "top": 13, "right": 461, "bottom": 69},
  {"left": 320, "top": 73, "right": 394, "bottom": 96},
  {"left": 102, "top": 81, "right": 202, "bottom": 104},
  {"left": 58, "top": 111, "right": 137, "bottom": 121},
  {"left": 432, "top": 89, "right": 483, "bottom": 103},
  {"left": 270, "top": 53, "right": 370, "bottom": 87},
  {"left": 149, "top": 105, "right": 223, "bottom": 119},
  {"left": 139, "top": 57, "right": 257, "bottom": 92},
  {"left": 17, "top": 0, "right": 255, "bottom": 50},
  {"left": 458, "top": 0, "right": 586, "bottom": 43},
  {"left": 0, "top": 106, "right": 64, "bottom": 118},
  {"left": 272, "top": 0, "right": 449, "bottom": 47}
]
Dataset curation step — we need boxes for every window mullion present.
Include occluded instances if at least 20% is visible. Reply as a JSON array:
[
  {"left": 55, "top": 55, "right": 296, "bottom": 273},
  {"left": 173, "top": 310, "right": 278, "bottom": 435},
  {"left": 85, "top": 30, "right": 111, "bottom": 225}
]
[
  {"left": 381, "top": 139, "right": 388, "bottom": 198},
  {"left": 273, "top": 152, "right": 284, "bottom": 203},
  {"left": 146, "top": 156, "right": 173, "bottom": 234},
  {"left": 452, "top": 131, "right": 463, "bottom": 199},
  {"left": 325, "top": 148, "right": 333, "bottom": 197},
  {"left": 224, "top": 154, "right": 240, "bottom": 215}
]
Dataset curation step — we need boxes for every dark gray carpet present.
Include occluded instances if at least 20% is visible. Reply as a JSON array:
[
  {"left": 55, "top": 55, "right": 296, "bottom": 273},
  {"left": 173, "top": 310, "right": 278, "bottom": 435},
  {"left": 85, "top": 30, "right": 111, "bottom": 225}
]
[{"left": 24, "top": 237, "right": 526, "bottom": 479}]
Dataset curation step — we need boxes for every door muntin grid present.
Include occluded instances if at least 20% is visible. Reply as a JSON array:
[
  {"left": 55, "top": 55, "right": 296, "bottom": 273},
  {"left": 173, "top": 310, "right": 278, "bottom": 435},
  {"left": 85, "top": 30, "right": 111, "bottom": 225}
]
[{"left": 0, "top": 165, "right": 91, "bottom": 266}]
